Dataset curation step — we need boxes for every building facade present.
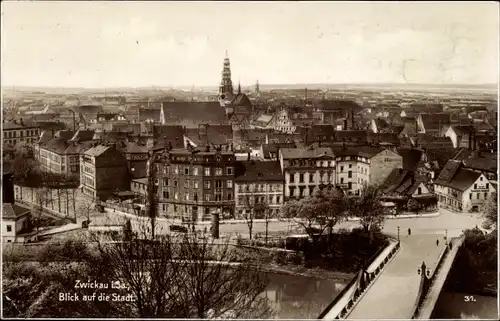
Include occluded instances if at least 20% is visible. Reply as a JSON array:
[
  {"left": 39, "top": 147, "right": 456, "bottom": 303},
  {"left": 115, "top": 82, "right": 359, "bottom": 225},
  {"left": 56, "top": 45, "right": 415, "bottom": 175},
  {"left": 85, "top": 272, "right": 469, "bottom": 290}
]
[
  {"left": 3, "top": 120, "right": 40, "bottom": 147},
  {"left": 155, "top": 148, "right": 236, "bottom": 222},
  {"left": 279, "top": 147, "right": 337, "bottom": 199},
  {"left": 234, "top": 160, "right": 284, "bottom": 219},
  {"left": 80, "top": 144, "right": 129, "bottom": 200}
]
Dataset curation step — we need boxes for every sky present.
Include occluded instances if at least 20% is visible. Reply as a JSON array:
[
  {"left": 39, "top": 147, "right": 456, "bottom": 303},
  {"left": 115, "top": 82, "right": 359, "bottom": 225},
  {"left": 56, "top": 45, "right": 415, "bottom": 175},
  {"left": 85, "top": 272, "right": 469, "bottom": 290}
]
[{"left": 1, "top": 1, "right": 499, "bottom": 88}]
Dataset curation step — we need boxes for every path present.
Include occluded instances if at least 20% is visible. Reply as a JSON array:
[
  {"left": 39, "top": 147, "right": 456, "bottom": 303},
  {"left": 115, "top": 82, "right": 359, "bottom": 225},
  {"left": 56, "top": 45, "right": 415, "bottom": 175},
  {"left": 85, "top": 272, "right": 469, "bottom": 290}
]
[{"left": 346, "top": 235, "right": 445, "bottom": 319}]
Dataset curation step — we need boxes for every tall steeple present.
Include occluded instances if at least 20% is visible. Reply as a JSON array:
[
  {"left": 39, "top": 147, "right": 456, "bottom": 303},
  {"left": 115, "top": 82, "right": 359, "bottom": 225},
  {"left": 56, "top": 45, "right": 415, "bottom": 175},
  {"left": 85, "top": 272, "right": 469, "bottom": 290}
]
[
  {"left": 219, "top": 50, "right": 234, "bottom": 101},
  {"left": 237, "top": 81, "right": 241, "bottom": 94},
  {"left": 255, "top": 80, "right": 260, "bottom": 95}
]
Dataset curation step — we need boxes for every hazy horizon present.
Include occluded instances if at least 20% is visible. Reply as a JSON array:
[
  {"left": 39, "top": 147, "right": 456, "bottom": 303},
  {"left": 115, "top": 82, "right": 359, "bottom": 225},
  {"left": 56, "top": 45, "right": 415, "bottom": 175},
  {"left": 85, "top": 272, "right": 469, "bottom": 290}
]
[{"left": 2, "top": 1, "right": 498, "bottom": 88}]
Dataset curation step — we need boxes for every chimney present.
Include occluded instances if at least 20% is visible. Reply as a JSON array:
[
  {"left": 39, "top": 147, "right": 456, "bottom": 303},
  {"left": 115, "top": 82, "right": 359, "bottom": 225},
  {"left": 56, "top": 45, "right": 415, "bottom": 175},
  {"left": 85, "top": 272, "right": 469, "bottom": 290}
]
[{"left": 247, "top": 151, "right": 251, "bottom": 161}]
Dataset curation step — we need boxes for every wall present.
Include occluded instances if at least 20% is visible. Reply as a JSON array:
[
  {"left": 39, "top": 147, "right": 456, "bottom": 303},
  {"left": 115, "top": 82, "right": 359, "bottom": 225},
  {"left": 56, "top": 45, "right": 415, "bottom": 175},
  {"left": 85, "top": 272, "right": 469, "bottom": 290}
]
[
  {"left": 461, "top": 175, "right": 495, "bottom": 212},
  {"left": 370, "top": 150, "right": 403, "bottom": 187}
]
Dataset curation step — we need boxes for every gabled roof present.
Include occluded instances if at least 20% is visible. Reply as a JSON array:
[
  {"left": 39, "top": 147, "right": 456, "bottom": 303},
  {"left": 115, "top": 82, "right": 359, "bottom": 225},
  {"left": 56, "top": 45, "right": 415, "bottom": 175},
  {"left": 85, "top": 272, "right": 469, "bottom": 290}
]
[
  {"left": 450, "top": 125, "right": 476, "bottom": 136},
  {"left": 396, "top": 147, "right": 423, "bottom": 172},
  {"left": 334, "top": 130, "right": 368, "bottom": 142},
  {"left": 435, "top": 160, "right": 462, "bottom": 184},
  {"left": 2, "top": 203, "right": 30, "bottom": 220},
  {"left": 84, "top": 145, "right": 111, "bottom": 157},
  {"left": 70, "top": 130, "right": 95, "bottom": 142},
  {"left": 420, "top": 113, "right": 451, "bottom": 131},
  {"left": 261, "top": 142, "right": 297, "bottom": 159},
  {"left": 234, "top": 160, "right": 283, "bottom": 182},
  {"left": 121, "top": 142, "right": 149, "bottom": 154},
  {"left": 435, "top": 165, "right": 482, "bottom": 192},
  {"left": 161, "top": 101, "right": 228, "bottom": 128}
]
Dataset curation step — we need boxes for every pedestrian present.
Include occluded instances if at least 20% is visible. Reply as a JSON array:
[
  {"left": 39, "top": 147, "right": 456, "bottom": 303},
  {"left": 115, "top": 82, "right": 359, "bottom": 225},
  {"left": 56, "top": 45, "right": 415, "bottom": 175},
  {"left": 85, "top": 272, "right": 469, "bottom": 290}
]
[
  {"left": 436, "top": 239, "right": 439, "bottom": 247},
  {"left": 408, "top": 228, "right": 412, "bottom": 236}
]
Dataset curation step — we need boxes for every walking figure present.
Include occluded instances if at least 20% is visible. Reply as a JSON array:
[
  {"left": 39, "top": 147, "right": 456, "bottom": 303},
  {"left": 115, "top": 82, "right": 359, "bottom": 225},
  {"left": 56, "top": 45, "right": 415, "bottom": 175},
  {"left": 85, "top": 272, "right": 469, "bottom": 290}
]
[
  {"left": 436, "top": 239, "right": 440, "bottom": 247},
  {"left": 408, "top": 228, "right": 412, "bottom": 236}
]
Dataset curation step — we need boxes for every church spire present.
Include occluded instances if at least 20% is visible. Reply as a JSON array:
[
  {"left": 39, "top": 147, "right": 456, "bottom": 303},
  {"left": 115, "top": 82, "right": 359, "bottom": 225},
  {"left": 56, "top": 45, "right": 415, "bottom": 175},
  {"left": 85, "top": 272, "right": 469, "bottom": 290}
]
[
  {"left": 238, "top": 80, "right": 241, "bottom": 94},
  {"left": 219, "top": 50, "right": 234, "bottom": 100}
]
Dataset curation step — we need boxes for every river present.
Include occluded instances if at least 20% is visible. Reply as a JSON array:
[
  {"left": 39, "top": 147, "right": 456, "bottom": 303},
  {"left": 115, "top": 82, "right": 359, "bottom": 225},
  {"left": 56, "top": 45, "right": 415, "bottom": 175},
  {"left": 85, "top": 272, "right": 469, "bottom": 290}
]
[
  {"left": 431, "top": 291, "right": 498, "bottom": 319},
  {"left": 263, "top": 272, "right": 347, "bottom": 319}
]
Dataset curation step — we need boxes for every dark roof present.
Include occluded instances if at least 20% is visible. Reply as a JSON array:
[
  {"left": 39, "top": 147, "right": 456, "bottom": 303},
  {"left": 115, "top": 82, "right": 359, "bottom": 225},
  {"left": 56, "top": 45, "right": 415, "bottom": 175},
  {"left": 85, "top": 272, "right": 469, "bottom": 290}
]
[
  {"left": 234, "top": 160, "right": 283, "bottom": 182},
  {"left": 185, "top": 125, "right": 233, "bottom": 147},
  {"left": 330, "top": 145, "right": 385, "bottom": 158},
  {"left": 409, "top": 104, "right": 443, "bottom": 113},
  {"left": 450, "top": 125, "right": 476, "bottom": 136},
  {"left": 161, "top": 102, "right": 228, "bottom": 128},
  {"left": 435, "top": 165, "right": 482, "bottom": 191},
  {"left": 315, "top": 100, "right": 361, "bottom": 112},
  {"left": 121, "top": 142, "right": 148, "bottom": 154},
  {"left": 368, "top": 133, "right": 400, "bottom": 145},
  {"left": 72, "top": 105, "right": 104, "bottom": 114},
  {"left": 139, "top": 108, "right": 161, "bottom": 122},
  {"left": 261, "top": 142, "right": 296, "bottom": 159},
  {"left": 435, "top": 160, "right": 462, "bottom": 184},
  {"left": 373, "top": 118, "right": 390, "bottom": 130},
  {"left": 334, "top": 130, "right": 368, "bottom": 143},
  {"left": 397, "top": 147, "right": 423, "bottom": 172},
  {"left": 420, "top": 113, "right": 451, "bottom": 131},
  {"left": 3, "top": 121, "right": 39, "bottom": 130},
  {"left": 231, "top": 93, "right": 253, "bottom": 108},
  {"left": 54, "top": 130, "right": 75, "bottom": 141},
  {"left": 70, "top": 130, "right": 95, "bottom": 142},
  {"left": 2, "top": 203, "right": 30, "bottom": 220}
]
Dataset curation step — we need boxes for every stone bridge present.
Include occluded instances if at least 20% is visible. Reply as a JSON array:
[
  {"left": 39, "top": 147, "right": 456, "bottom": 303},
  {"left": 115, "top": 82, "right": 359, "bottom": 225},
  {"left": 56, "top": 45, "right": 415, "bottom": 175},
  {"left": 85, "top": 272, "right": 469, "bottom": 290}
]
[{"left": 318, "top": 234, "right": 465, "bottom": 319}]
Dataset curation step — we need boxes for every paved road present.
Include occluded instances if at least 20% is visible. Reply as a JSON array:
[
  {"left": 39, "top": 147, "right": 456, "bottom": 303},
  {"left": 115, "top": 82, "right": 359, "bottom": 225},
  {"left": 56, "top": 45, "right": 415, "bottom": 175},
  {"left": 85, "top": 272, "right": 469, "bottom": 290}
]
[{"left": 346, "top": 235, "right": 446, "bottom": 319}]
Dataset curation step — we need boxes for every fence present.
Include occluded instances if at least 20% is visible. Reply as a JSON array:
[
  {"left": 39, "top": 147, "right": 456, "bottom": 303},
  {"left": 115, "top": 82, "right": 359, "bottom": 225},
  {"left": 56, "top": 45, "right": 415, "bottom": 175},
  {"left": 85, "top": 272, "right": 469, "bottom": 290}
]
[{"left": 318, "top": 237, "right": 401, "bottom": 319}]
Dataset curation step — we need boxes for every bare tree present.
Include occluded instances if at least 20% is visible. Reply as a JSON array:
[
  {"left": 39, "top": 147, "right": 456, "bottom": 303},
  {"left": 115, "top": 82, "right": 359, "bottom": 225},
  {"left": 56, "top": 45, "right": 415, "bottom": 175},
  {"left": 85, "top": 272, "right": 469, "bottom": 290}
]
[
  {"left": 281, "top": 188, "right": 346, "bottom": 244},
  {"left": 78, "top": 197, "right": 94, "bottom": 225},
  {"left": 31, "top": 187, "right": 49, "bottom": 241}
]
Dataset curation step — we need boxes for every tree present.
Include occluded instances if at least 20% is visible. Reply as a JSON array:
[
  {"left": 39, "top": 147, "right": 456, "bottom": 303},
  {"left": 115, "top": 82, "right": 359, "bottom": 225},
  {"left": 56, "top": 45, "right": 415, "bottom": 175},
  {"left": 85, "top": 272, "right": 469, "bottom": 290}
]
[
  {"left": 281, "top": 188, "right": 346, "bottom": 244},
  {"left": 31, "top": 187, "right": 49, "bottom": 241},
  {"left": 123, "top": 219, "right": 133, "bottom": 241},
  {"left": 407, "top": 198, "right": 420, "bottom": 213},
  {"left": 483, "top": 191, "right": 497, "bottom": 229},
  {"left": 345, "top": 185, "right": 387, "bottom": 241},
  {"left": 78, "top": 197, "right": 94, "bottom": 225},
  {"left": 87, "top": 223, "right": 272, "bottom": 318},
  {"left": 240, "top": 186, "right": 270, "bottom": 240}
]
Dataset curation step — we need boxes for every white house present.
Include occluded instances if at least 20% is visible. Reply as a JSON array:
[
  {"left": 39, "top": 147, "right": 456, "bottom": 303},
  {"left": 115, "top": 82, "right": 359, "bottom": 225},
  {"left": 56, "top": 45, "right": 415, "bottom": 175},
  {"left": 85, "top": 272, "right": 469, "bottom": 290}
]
[
  {"left": 2, "top": 203, "right": 31, "bottom": 243},
  {"left": 434, "top": 160, "right": 496, "bottom": 212}
]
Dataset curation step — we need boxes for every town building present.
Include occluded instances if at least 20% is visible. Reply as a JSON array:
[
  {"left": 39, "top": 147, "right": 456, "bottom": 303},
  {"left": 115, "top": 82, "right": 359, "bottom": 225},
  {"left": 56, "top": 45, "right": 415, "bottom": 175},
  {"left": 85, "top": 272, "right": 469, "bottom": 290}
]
[
  {"left": 444, "top": 125, "right": 476, "bottom": 149},
  {"left": 279, "top": 147, "right": 337, "bottom": 199},
  {"left": 2, "top": 119, "right": 40, "bottom": 146},
  {"left": 155, "top": 147, "right": 236, "bottom": 221},
  {"left": 434, "top": 160, "right": 496, "bottom": 212},
  {"left": 80, "top": 144, "right": 129, "bottom": 200},
  {"left": 2, "top": 203, "right": 31, "bottom": 243},
  {"left": 234, "top": 160, "right": 284, "bottom": 219}
]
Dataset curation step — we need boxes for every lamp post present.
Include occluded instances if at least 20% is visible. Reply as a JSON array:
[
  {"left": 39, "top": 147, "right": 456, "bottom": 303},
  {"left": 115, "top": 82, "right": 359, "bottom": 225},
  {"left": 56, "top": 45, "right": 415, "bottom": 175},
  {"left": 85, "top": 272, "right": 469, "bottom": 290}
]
[
  {"left": 397, "top": 226, "right": 400, "bottom": 240},
  {"left": 445, "top": 229, "right": 448, "bottom": 246}
]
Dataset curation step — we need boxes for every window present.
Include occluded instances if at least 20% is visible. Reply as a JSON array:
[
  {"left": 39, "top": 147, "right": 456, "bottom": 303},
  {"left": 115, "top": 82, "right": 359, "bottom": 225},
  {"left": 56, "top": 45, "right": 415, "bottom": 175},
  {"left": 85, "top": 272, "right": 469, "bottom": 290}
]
[
  {"left": 194, "top": 194, "right": 198, "bottom": 201},
  {"left": 474, "top": 184, "right": 477, "bottom": 189},
  {"left": 215, "top": 167, "right": 223, "bottom": 176},
  {"left": 7, "top": 225, "right": 12, "bottom": 232},
  {"left": 193, "top": 181, "right": 199, "bottom": 189},
  {"left": 341, "top": 178, "right": 344, "bottom": 184},
  {"left": 348, "top": 171, "right": 352, "bottom": 178},
  {"left": 204, "top": 181, "right": 211, "bottom": 189},
  {"left": 277, "top": 196, "right": 282, "bottom": 204},
  {"left": 486, "top": 183, "right": 489, "bottom": 189},
  {"left": 227, "top": 180, "right": 233, "bottom": 188},
  {"left": 205, "top": 194, "right": 211, "bottom": 201},
  {"left": 204, "top": 167, "right": 211, "bottom": 176},
  {"left": 193, "top": 167, "right": 199, "bottom": 176},
  {"left": 484, "top": 192, "right": 488, "bottom": 199},
  {"left": 469, "top": 193, "right": 472, "bottom": 200},
  {"left": 215, "top": 194, "right": 222, "bottom": 201},
  {"left": 184, "top": 180, "right": 190, "bottom": 188},
  {"left": 163, "top": 178, "right": 169, "bottom": 186},
  {"left": 163, "top": 191, "right": 169, "bottom": 199},
  {"left": 290, "top": 173, "right": 295, "bottom": 183},
  {"left": 417, "top": 187, "right": 422, "bottom": 195},
  {"left": 215, "top": 180, "right": 222, "bottom": 188},
  {"left": 184, "top": 167, "right": 189, "bottom": 175},
  {"left": 185, "top": 193, "right": 190, "bottom": 201},
  {"left": 227, "top": 167, "right": 233, "bottom": 175},
  {"left": 480, "top": 177, "right": 483, "bottom": 181},
  {"left": 348, "top": 182, "right": 352, "bottom": 189},
  {"left": 299, "top": 173, "right": 304, "bottom": 183},
  {"left": 174, "top": 192, "right": 179, "bottom": 200},
  {"left": 227, "top": 193, "right": 232, "bottom": 201},
  {"left": 174, "top": 180, "right": 178, "bottom": 187},
  {"left": 340, "top": 166, "right": 344, "bottom": 172},
  {"left": 349, "top": 164, "right": 352, "bottom": 169},
  {"left": 174, "top": 166, "right": 179, "bottom": 175}
]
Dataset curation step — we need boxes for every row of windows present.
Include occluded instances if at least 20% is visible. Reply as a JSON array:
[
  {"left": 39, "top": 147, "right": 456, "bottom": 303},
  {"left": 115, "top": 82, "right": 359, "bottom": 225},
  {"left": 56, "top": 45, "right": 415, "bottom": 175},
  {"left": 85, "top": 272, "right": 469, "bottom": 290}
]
[
  {"left": 4, "top": 138, "right": 37, "bottom": 145},
  {"left": 4, "top": 129, "right": 39, "bottom": 138},
  {"left": 469, "top": 192, "right": 490, "bottom": 200},
  {"left": 289, "top": 160, "right": 335, "bottom": 167},
  {"left": 163, "top": 179, "right": 233, "bottom": 189},
  {"left": 237, "top": 195, "right": 282, "bottom": 205},
  {"left": 237, "top": 183, "right": 283, "bottom": 193},
  {"left": 162, "top": 191, "right": 233, "bottom": 202},
  {"left": 289, "top": 172, "right": 334, "bottom": 183},
  {"left": 163, "top": 165, "right": 233, "bottom": 176}
]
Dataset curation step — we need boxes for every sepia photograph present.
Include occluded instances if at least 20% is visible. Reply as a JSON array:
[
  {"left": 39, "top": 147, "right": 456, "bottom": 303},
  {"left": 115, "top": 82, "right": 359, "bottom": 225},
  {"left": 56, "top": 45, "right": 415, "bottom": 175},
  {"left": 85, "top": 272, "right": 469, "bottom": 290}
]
[{"left": 1, "top": 1, "right": 498, "bottom": 319}]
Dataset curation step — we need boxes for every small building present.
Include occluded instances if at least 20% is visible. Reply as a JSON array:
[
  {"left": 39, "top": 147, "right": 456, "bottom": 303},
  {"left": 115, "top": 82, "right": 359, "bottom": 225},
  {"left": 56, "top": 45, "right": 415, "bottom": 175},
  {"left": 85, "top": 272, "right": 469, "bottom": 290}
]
[
  {"left": 2, "top": 203, "right": 31, "bottom": 243},
  {"left": 434, "top": 160, "right": 496, "bottom": 212},
  {"left": 234, "top": 160, "right": 284, "bottom": 219},
  {"left": 2, "top": 119, "right": 40, "bottom": 147}
]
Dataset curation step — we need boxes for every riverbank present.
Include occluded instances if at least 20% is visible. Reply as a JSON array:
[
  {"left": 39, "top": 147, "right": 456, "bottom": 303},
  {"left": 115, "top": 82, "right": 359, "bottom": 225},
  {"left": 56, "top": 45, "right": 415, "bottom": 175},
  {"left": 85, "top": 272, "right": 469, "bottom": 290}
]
[{"left": 261, "top": 263, "right": 354, "bottom": 282}]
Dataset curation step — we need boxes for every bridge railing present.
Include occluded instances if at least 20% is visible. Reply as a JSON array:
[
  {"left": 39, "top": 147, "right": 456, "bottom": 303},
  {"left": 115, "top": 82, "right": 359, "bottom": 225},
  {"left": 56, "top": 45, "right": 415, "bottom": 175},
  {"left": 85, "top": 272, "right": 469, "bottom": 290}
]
[
  {"left": 410, "top": 236, "right": 464, "bottom": 319},
  {"left": 318, "top": 237, "right": 401, "bottom": 319}
]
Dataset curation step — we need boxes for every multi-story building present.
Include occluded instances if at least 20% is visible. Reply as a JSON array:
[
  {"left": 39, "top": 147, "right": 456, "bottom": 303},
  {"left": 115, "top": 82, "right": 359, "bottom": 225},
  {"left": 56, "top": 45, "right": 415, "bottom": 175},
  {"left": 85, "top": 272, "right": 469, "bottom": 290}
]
[
  {"left": 279, "top": 147, "right": 337, "bottom": 199},
  {"left": 2, "top": 203, "right": 31, "bottom": 243},
  {"left": 2, "top": 119, "right": 40, "bottom": 147},
  {"left": 80, "top": 144, "right": 129, "bottom": 200},
  {"left": 155, "top": 147, "right": 236, "bottom": 222},
  {"left": 36, "top": 130, "right": 93, "bottom": 176},
  {"left": 434, "top": 160, "right": 496, "bottom": 212},
  {"left": 333, "top": 146, "right": 403, "bottom": 195},
  {"left": 234, "top": 160, "right": 284, "bottom": 219}
]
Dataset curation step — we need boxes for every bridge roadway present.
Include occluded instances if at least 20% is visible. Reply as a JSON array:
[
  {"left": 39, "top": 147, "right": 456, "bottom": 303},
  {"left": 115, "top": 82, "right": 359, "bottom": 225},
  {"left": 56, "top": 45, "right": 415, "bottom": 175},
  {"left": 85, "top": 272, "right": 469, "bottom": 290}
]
[{"left": 345, "top": 235, "right": 446, "bottom": 319}]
